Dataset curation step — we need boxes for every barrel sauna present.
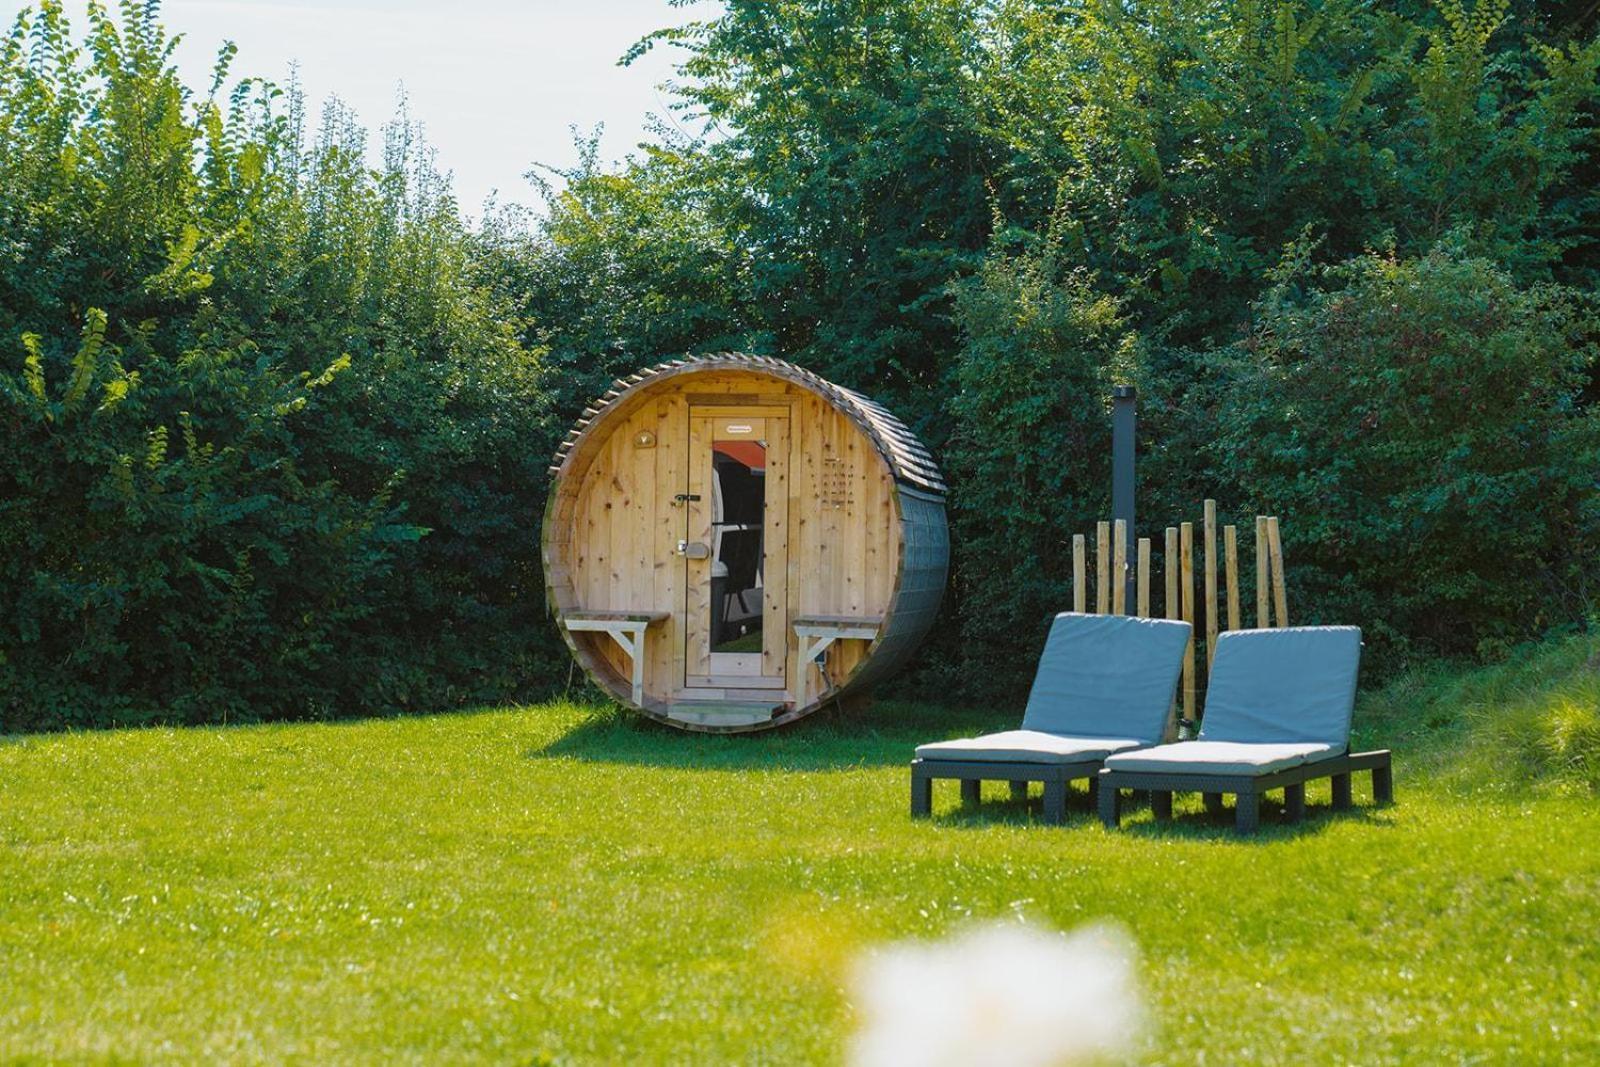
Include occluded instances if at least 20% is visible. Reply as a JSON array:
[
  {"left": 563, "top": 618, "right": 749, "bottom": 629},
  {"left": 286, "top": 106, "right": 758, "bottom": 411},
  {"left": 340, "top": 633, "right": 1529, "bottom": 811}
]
[{"left": 543, "top": 355, "right": 948, "bottom": 732}]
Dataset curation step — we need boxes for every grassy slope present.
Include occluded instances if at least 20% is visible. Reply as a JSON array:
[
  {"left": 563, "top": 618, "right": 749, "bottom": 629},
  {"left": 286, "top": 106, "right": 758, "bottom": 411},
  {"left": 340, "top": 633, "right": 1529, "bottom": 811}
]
[{"left": 2, "top": 636, "right": 1598, "bottom": 1064}]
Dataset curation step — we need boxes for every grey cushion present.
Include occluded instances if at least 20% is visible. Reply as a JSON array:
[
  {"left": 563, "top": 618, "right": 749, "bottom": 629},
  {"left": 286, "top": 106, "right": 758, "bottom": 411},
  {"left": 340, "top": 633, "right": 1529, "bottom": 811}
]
[
  {"left": 1198, "top": 626, "right": 1362, "bottom": 747},
  {"left": 1018, "top": 613, "right": 1192, "bottom": 743},
  {"left": 916, "top": 730, "right": 1145, "bottom": 765},
  {"left": 1103, "top": 740, "right": 1341, "bottom": 776}
]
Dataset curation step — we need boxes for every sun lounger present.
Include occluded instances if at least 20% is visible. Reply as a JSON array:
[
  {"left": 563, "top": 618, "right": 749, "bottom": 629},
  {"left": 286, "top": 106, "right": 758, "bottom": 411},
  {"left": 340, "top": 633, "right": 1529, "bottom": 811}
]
[
  {"left": 1097, "top": 626, "right": 1393, "bottom": 834},
  {"left": 911, "top": 613, "right": 1191, "bottom": 823}
]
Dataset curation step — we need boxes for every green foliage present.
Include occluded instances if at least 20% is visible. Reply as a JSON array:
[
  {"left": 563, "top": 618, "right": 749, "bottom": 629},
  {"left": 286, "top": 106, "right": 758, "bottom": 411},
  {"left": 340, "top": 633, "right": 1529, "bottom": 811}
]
[
  {"left": 539, "top": 0, "right": 1600, "bottom": 693},
  {"left": 983, "top": 0, "right": 1600, "bottom": 344},
  {"left": 941, "top": 229, "right": 1133, "bottom": 683},
  {"left": 1210, "top": 242, "right": 1600, "bottom": 660},
  {"left": 7, "top": 0, "right": 1600, "bottom": 724},
  {"left": 0, "top": 2, "right": 558, "bottom": 729}
]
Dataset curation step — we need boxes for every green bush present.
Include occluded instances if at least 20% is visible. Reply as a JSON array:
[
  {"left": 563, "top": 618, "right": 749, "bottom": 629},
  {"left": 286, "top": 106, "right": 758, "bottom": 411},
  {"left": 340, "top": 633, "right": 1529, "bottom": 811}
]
[
  {"left": 0, "top": 3, "right": 559, "bottom": 729},
  {"left": 1209, "top": 241, "right": 1600, "bottom": 662},
  {"left": 939, "top": 231, "right": 1133, "bottom": 692}
]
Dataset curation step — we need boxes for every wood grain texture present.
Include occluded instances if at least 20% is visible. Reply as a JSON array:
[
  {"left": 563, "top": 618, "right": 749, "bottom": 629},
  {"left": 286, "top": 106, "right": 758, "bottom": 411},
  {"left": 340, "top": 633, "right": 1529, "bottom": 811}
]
[
  {"left": 1096, "top": 521, "right": 1111, "bottom": 615},
  {"left": 1268, "top": 515, "right": 1289, "bottom": 627},
  {"left": 1180, "top": 521, "right": 1196, "bottom": 724},
  {"left": 1073, "top": 534, "right": 1087, "bottom": 614},
  {"left": 1204, "top": 499, "right": 1218, "bottom": 669},
  {"left": 1137, "top": 537, "right": 1151, "bottom": 618},
  {"left": 1112, "top": 518, "right": 1128, "bottom": 615},
  {"left": 1255, "top": 515, "right": 1271, "bottom": 628},
  {"left": 545, "top": 363, "right": 943, "bottom": 729},
  {"left": 1224, "top": 524, "right": 1241, "bottom": 632}
]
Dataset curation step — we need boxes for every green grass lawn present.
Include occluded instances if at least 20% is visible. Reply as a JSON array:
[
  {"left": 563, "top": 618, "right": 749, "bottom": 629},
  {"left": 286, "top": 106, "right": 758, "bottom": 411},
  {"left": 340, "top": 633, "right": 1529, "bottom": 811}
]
[{"left": 4, "top": 637, "right": 1599, "bottom": 1064}]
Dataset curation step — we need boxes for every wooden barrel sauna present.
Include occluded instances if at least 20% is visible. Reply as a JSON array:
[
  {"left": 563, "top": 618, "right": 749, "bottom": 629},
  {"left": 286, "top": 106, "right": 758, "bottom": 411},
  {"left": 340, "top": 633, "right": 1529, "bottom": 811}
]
[{"left": 542, "top": 354, "right": 949, "bottom": 732}]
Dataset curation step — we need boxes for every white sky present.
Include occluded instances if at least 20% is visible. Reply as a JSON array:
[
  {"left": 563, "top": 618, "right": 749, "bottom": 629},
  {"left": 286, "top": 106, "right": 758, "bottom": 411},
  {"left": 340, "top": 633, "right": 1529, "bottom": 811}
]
[{"left": 2, "top": 0, "right": 716, "bottom": 217}]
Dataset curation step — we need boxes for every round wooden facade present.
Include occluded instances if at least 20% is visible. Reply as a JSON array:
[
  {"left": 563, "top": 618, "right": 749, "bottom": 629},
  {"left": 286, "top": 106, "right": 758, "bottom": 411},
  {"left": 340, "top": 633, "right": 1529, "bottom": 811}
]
[{"left": 543, "top": 355, "right": 948, "bottom": 732}]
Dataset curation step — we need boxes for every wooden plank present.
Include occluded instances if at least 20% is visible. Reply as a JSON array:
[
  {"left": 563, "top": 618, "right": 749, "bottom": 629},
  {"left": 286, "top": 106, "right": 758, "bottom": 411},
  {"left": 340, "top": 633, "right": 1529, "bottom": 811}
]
[
  {"left": 786, "top": 393, "right": 810, "bottom": 694},
  {"left": 1268, "top": 515, "right": 1289, "bottom": 627},
  {"left": 793, "top": 614, "right": 885, "bottom": 627},
  {"left": 1164, "top": 525, "right": 1180, "bottom": 742},
  {"left": 1204, "top": 499, "right": 1218, "bottom": 670},
  {"left": 1255, "top": 515, "right": 1270, "bottom": 628},
  {"left": 1072, "top": 534, "right": 1087, "bottom": 614},
  {"left": 1164, "top": 527, "right": 1179, "bottom": 621},
  {"left": 1112, "top": 519, "right": 1128, "bottom": 615},
  {"left": 651, "top": 396, "right": 684, "bottom": 698},
  {"left": 1224, "top": 524, "right": 1241, "bottom": 632},
  {"left": 762, "top": 415, "right": 790, "bottom": 681},
  {"left": 684, "top": 393, "right": 788, "bottom": 407},
  {"left": 685, "top": 415, "right": 713, "bottom": 680},
  {"left": 1136, "top": 537, "right": 1151, "bottom": 618},
  {"left": 566, "top": 611, "right": 670, "bottom": 624},
  {"left": 1180, "top": 521, "right": 1196, "bottom": 728},
  {"left": 1095, "top": 521, "right": 1110, "bottom": 615},
  {"left": 833, "top": 408, "right": 865, "bottom": 685}
]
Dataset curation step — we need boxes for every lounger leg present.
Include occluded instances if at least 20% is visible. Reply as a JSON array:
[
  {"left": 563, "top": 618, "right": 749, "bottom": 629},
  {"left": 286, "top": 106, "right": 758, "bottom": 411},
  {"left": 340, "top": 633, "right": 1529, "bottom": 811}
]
[
  {"left": 1152, "top": 791, "right": 1173, "bottom": 821},
  {"left": 1098, "top": 781, "right": 1121, "bottom": 829},
  {"left": 1009, "top": 779, "right": 1029, "bottom": 801},
  {"left": 1204, "top": 792, "right": 1225, "bottom": 817},
  {"left": 1373, "top": 761, "right": 1394, "bottom": 805},
  {"left": 1284, "top": 782, "right": 1306, "bottom": 823},
  {"left": 1042, "top": 779, "right": 1067, "bottom": 825},
  {"left": 911, "top": 768, "right": 932, "bottom": 818},
  {"left": 960, "top": 778, "right": 981, "bottom": 808},
  {"left": 1235, "top": 791, "right": 1260, "bottom": 835},
  {"left": 1331, "top": 773, "right": 1352, "bottom": 811}
]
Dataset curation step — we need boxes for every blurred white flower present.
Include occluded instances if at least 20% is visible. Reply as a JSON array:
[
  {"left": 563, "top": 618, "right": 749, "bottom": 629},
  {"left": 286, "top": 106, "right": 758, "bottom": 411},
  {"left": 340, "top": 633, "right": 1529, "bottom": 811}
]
[{"left": 849, "top": 920, "right": 1145, "bottom": 1067}]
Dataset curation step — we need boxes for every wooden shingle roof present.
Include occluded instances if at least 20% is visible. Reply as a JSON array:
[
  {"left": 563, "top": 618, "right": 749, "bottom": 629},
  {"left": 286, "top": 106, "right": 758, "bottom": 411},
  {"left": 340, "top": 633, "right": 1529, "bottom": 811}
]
[{"left": 548, "top": 354, "right": 947, "bottom": 496}]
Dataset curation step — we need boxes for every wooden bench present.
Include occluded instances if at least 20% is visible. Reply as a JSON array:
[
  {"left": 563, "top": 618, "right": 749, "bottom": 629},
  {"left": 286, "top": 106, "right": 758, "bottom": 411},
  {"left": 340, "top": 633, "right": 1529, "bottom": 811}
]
[
  {"left": 563, "top": 611, "right": 670, "bottom": 706},
  {"left": 793, "top": 614, "right": 882, "bottom": 707}
]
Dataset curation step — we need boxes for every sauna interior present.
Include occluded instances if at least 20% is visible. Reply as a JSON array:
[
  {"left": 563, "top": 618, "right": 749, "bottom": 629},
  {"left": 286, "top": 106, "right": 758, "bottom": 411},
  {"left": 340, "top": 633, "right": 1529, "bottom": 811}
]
[{"left": 542, "top": 355, "right": 948, "bottom": 732}]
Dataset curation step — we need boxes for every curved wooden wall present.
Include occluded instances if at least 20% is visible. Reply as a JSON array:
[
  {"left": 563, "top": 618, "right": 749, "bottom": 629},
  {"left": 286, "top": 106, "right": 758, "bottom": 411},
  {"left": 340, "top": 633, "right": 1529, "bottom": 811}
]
[{"left": 542, "top": 356, "right": 948, "bottom": 731}]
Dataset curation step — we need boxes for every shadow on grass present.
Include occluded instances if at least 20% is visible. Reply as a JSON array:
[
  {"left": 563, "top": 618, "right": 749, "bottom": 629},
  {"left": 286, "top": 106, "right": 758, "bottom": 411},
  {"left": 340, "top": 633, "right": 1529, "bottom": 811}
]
[
  {"left": 917, "top": 784, "right": 1103, "bottom": 830},
  {"left": 529, "top": 698, "right": 1014, "bottom": 771},
  {"left": 1113, "top": 796, "right": 1400, "bottom": 840},
  {"left": 920, "top": 785, "right": 1398, "bottom": 839}
]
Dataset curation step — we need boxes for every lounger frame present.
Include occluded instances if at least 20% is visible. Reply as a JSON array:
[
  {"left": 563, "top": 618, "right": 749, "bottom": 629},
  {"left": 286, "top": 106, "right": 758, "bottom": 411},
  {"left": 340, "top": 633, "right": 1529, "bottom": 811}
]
[
  {"left": 910, "top": 758, "right": 1104, "bottom": 824},
  {"left": 1097, "top": 749, "right": 1393, "bottom": 835}
]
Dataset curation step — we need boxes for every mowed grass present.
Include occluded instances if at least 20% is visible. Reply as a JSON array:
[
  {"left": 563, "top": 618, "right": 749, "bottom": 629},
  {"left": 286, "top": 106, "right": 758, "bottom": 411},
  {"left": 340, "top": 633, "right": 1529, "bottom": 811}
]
[{"left": 4, "top": 638, "right": 1600, "bottom": 1064}]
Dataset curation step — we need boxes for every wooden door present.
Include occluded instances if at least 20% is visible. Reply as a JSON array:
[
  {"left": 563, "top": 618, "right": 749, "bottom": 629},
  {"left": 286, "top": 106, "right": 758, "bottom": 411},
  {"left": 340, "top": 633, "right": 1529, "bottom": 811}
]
[{"left": 684, "top": 408, "right": 789, "bottom": 691}]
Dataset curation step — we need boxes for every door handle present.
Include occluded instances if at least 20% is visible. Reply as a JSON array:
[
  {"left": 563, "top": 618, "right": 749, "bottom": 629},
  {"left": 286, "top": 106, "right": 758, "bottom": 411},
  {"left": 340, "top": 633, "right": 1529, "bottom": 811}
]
[
  {"left": 672, "top": 493, "right": 701, "bottom": 507},
  {"left": 676, "top": 540, "right": 711, "bottom": 559}
]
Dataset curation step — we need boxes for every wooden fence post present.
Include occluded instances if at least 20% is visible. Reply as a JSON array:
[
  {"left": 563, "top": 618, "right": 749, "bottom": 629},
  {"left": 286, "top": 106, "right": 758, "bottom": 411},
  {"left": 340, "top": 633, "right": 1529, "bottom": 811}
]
[
  {"left": 1136, "top": 537, "right": 1151, "bottom": 618},
  {"left": 1096, "top": 521, "right": 1110, "bottom": 615},
  {"left": 1255, "top": 515, "right": 1270, "bottom": 628},
  {"left": 1073, "top": 533, "right": 1087, "bottom": 614},
  {"left": 1267, "top": 515, "right": 1289, "bottom": 627},
  {"left": 1112, "top": 519, "right": 1128, "bottom": 615},
  {"left": 1224, "top": 525, "right": 1241, "bottom": 632},
  {"left": 1164, "top": 527, "right": 1179, "bottom": 622},
  {"left": 1180, "top": 521, "right": 1196, "bottom": 730},
  {"left": 1204, "top": 499, "right": 1218, "bottom": 670},
  {"left": 1164, "top": 526, "right": 1180, "bottom": 740}
]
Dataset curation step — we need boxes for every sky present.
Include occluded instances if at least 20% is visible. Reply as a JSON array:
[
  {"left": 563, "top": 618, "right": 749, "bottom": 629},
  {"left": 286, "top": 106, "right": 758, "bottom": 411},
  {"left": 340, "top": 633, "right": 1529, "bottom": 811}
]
[{"left": 2, "top": 0, "right": 717, "bottom": 217}]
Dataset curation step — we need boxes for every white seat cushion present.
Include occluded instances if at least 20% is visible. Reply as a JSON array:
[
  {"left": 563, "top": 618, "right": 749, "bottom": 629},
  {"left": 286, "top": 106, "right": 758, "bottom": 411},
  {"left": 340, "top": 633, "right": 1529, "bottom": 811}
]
[
  {"left": 1102, "top": 740, "right": 1342, "bottom": 776},
  {"left": 916, "top": 731, "right": 1145, "bottom": 765}
]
